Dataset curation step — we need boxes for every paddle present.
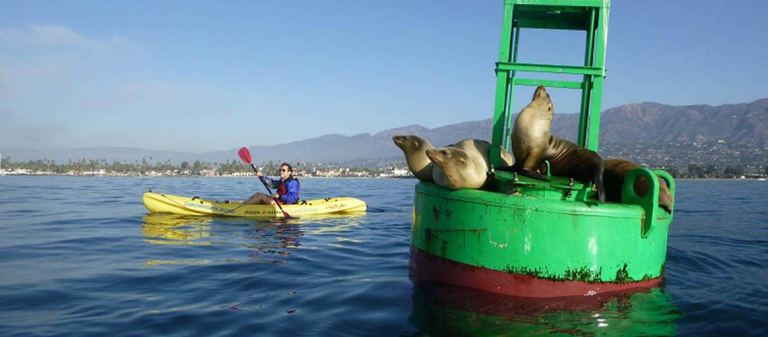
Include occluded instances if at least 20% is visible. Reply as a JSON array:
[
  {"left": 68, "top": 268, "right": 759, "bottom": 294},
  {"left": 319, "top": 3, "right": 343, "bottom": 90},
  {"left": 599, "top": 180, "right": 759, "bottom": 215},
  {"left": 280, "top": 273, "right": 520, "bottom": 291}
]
[{"left": 237, "top": 147, "right": 294, "bottom": 219}]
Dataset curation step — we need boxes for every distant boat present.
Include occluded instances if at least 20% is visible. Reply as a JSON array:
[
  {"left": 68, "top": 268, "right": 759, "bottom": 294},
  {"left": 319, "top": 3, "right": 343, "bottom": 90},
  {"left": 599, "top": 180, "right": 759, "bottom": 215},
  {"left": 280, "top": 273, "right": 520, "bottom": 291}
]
[{"left": 758, "top": 178, "right": 767, "bottom": 181}]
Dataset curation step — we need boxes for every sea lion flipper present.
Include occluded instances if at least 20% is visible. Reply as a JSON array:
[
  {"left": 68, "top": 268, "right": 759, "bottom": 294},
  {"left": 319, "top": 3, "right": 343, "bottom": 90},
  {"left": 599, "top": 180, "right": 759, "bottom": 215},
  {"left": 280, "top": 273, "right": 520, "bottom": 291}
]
[
  {"left": 519, "top": 150, "right": 549, "bottom": 181},
  {"left": 519, "top": 168, "right": 549, "bottom": 181},
  {"left": 594, "top": 160, "right": 606, "bottom": 203},
  {"left": 660, "top": 204, "right": 672, "bottom": 213},
  {"left": 500, "top": 149, "right": 516, "bottom": 167},
  {"left": 594, "top": 175, "right": 606, "bottom": 203}
]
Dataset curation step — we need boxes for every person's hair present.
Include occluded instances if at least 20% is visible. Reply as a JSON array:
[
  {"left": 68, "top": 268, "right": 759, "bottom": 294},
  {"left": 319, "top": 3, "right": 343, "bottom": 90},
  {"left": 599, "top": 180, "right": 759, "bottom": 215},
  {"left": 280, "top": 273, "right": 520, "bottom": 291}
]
[{"left": 280, "top": 162, "right": 293, "bottom": 173}]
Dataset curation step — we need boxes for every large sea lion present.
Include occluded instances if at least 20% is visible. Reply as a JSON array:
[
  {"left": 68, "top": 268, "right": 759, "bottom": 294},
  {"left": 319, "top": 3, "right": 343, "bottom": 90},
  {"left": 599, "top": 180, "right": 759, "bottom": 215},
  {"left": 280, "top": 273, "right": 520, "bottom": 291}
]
[
  {"left": 509, "top": 86, "right": 605, "bottom": 202},
  {"left": 510, "top": 85, "right": 554, "bottom": 181},
  {"left": 393, "top": 135, "right": 434, "bottom": 181},
  {"left": 426, "top": 139, "right": 514, "bottom": 190},
  {"left": 603, "top": 158, "right": 673, "bottom": 213}
]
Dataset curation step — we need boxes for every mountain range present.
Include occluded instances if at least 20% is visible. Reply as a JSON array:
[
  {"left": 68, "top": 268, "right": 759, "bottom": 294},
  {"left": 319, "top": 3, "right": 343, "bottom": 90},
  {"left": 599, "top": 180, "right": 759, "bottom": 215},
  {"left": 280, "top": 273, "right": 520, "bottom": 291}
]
[{"left": 2, "top": 98, "right": 767, "bottom": 165}]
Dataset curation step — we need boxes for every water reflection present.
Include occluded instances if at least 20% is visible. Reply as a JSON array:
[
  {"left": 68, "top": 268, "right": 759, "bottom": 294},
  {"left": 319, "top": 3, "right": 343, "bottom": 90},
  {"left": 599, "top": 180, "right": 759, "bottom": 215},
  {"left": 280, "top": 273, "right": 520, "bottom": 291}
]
[
  {"left": 299, "top": 212, "right": 366, "bottom": 235},
  {"left": 141, "top": 212, "right": 365, "bottom": 265},
  {"left": 242, "top": 221, "right": 304, "bottom": 261},
  {"left": 141, "top": 214, "right": 213, "bottom": 245},
  {"left": 409, "top": 283, "right": 681, "bottom": 336}
]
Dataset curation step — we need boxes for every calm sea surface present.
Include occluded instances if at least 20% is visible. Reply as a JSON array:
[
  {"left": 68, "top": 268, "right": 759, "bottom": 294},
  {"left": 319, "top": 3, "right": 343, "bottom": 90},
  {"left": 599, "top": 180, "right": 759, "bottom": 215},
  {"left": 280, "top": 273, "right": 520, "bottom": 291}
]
[{"left": 0, "top": 176, "right": 766, "bottom": 336}]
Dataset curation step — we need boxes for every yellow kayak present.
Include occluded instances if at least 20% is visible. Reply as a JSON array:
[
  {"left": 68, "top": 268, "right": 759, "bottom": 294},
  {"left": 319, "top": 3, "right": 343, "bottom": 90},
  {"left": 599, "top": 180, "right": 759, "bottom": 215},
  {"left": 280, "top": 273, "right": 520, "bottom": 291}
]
[{"left": 142, "top": 192, "right": 367, "bottom": 218}]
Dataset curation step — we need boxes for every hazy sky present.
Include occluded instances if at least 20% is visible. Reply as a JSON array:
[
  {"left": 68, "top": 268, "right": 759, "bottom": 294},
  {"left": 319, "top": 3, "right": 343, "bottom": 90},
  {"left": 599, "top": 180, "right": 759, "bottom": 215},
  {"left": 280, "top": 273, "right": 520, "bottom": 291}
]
[{"left": 1, "top": 0, "right": 766, "bottom": 151}]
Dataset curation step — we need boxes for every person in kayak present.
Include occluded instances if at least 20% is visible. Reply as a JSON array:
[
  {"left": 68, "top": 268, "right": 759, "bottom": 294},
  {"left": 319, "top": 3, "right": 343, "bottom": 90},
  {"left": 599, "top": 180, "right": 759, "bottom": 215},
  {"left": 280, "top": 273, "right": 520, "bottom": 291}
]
[{"left": 243, "top": 163, "right": 300, "bottom": 205}]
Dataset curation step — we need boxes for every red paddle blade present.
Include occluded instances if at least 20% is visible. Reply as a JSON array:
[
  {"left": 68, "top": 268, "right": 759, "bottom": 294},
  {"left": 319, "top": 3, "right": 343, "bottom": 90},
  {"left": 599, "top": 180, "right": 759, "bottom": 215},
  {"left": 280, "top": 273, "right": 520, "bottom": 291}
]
[{"left": 237, "top": 147, "right": 252, "bottom": 164}]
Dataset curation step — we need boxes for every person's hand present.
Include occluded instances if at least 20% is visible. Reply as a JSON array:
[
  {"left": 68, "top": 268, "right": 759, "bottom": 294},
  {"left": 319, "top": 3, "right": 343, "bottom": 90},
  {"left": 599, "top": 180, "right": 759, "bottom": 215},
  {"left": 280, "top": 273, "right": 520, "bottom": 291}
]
[
  {"left": 273, "top": 194, "right": 280, "bottom": 199},
  {"left": 256, "top": 170, "right": 263, "bottom": 177}
]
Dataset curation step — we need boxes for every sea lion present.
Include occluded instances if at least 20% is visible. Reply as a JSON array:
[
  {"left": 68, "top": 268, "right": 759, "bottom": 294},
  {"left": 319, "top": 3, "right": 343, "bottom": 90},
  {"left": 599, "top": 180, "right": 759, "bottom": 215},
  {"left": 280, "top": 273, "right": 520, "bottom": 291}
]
[
  {"left": 394, "top": 136, "right": 514, "bottom": 184},
  {"left": 426, "top": 147, "right": 487, "bottom": 189},
  {"left": 545, "top": 136, "right": 605, "bottom": 203},
  {"left": 603, "top": 158, "right": 673, "bottom": 213},
  {"left": 509, "top": 86, "right": 605, "bottom": 202},
  {"left": 426, "top": 139, "right": 514, "bottom": 189},
  {"left": 510, "top": 85, "right": 554, "bottom": 181},
  {"left": 393, "top": 135, "right": 434, "bottom": 181}
]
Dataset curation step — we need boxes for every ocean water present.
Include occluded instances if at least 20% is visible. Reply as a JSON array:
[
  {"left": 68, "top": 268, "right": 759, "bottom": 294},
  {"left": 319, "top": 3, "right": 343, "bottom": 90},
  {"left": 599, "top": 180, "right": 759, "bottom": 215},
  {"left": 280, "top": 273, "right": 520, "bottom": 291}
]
[{"left": 0, "top": 176, "right": 765, "bottom": 336}]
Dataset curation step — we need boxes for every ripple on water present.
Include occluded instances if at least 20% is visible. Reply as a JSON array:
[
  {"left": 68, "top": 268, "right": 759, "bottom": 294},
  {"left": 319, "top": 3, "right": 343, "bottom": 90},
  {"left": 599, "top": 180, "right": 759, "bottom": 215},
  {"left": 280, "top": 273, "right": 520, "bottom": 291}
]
[{"left": 1, "top": 177, "right": 767, "bottom": 336}]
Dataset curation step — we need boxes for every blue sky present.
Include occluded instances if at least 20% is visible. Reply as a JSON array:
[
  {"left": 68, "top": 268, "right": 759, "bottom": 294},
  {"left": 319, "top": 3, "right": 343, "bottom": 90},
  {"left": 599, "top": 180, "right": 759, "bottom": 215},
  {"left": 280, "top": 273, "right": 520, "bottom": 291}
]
[{"left": 1, "top": 0, "right": 766, "bottom": 152}]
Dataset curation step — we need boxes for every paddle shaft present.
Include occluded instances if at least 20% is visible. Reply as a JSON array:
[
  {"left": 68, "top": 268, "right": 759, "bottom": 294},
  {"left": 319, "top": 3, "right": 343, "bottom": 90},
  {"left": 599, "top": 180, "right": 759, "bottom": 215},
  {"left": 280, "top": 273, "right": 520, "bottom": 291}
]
[{"left": 250, "top": 164, "right": 275, "bottom": 195}]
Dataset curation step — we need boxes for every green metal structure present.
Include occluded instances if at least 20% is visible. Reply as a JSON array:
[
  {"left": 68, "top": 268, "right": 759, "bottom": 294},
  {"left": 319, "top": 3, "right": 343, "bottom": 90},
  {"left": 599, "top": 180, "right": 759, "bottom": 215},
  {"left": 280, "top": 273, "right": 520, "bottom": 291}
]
[
  {"left": 410, "top": 0, "right": 677, "bottom": 298},
  {"left": 491, "top": 0, "right": 610, "bottom": 167}
]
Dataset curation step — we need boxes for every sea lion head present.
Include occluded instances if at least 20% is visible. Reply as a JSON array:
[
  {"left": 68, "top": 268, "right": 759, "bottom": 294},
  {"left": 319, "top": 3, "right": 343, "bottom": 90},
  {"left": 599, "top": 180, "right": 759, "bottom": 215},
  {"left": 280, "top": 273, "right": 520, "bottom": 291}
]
[
  {"left": 392, "top": 135, "right": 434, "bottom": 181},
  {"left": 530, "top": 85, "right": 554, "bottom": 114},
  {"left": 392, "top": 135, "right": 430, "bottom": 153},
  {"left": 426, "top": 147, "right": 462, "bottom": 167},
  {"left": 426, "top": 147, "right": 487, "bottom": 189}
]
